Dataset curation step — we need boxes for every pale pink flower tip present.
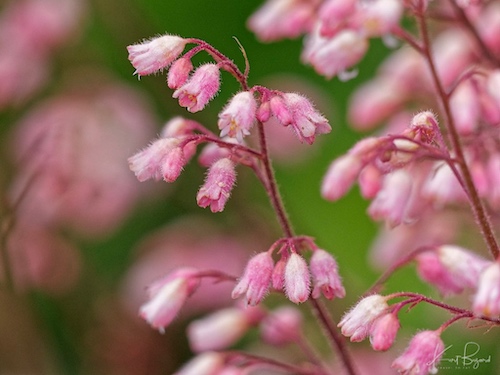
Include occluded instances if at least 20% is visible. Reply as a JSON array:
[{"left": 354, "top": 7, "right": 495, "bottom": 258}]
[
  {"left": 167, "top": 57, "right": 193, "bottom": 89},
  {"left": 187, "top": 307, "right": 252, "bottom": 352},
  {"left": 321, "top": 154, "right": 363, "bottom": 201},
  {"left": 472, "top": 262, "right": 500, "bottom": 318},
  {"left": 369, "top": 313, "right": 400, "bottom": 351},
  {"left": 310, "top": 249, "right": 345, "bottom": 299},
  {"left": 218, "top": 91, "right": 257, "bottom": 142},
  {"left": 260, "top": 306, "right": 303, "bottom": 346},
  {"left": 392, "top": 330, "right": 445, "bottom": 375},
  {"left": 128, "top": 138, "right": 185, "bottom": 183},
  {"left": 416, "top": 245, "right": 490, "bottom": 296},
  {"left": 197, "top": 158, "right": 236, "bottom": 213},
  {"left": 338, "top": 294, "right": 388, "bottom": 342},
  {"left": 232, "top": 252, "right": 274, "bottom": 306},
  {"left": 284, "top": 253, "right": 311, "bottom": 304},
  {"left": 174, "top": 352, "right": 224, "bottom": 375},
  {"left": 127, "top": 34, "right": 187, "bottom": 76},
  {"left": 139, "top": 268, "right": 200, "bottom": 333},
  {"left": 173, "top": 63, "right": 220, "bottom": 113}
]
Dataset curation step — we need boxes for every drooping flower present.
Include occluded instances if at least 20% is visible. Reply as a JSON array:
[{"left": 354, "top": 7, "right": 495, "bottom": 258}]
[
  {"left": 127, "top": 34, "right": 187, "bottom": 76},
  {"left": 232, "top": 251, "right": 274, "bottom": 306},
  {"left": 188, "top": 307, "right": 261, "bottom": 352},
  {"left": 472, "top": 262, "right": 500, "bottom": 318},
  {"left": 369, "top": 313, "right": 400, "bottom": 351},
  {"left": 338, "top": 294, "right": 388, "bottom": 342},
  {"left": 218, "top": 91, "right": 257, "bottom": 142},
  {"left": 260, "top": 306, "right": 303, "bottom": 346},
  {"left": 415, "top": 245, "right": 490, "bottom": 296},
  {"left": 167, "top": 57, "right": 193, "bottom": 89},
  {"left": 196, "top": 158, "right": 236, "bottom": 213},
  {"left": 271, "top": 93, "right": 331, "bottom": 144},
  {"left": 309, "top": 248, "right": 345, "bottom": 299},
  {"left": 284, "top": 252, "right": 311, "bottom": 303},
  {"left": 173, "top": 63, "right": 220, "bottom": 112},
  {"left": 128, "top": 137, "right": 185, "bottom": 183},
  {"left": 392, "top": 330, "right": 445, "bottom": 375},
  {"left": 139, "top": 268, "right": 200, "bottom": 333}
]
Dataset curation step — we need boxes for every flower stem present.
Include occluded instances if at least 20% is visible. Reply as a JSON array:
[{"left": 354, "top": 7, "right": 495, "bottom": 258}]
[
  {"left": 416, "top": 12, "right": 500, "bottom": 259},
  {"left": 309, "top": 299, "right": 358, "bottom": 375}
]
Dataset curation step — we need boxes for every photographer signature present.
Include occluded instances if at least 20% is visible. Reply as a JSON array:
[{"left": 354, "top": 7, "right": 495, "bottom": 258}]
[{"left": 429, "top": 342, "right": 491, "bottom": 370}]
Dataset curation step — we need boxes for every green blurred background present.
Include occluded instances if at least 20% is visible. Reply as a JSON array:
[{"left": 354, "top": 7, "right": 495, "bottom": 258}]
[{"left": 0, "top": 0, "right": 498, "bottom": 374}]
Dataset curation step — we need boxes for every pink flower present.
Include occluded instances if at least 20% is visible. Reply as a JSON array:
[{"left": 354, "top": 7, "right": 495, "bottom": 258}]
[
  {"left": 309, "top": 249, "right": 345, "bottom": 299},
  {"left": 368, "top": 169, "right": 413, "bottom": 227},
  {"left": 139, "top": 268, "right": 200, "bottom": 333},
  {"left": 167, "top": 57, "right": 193, "bottom": 89},
  {"left": 196, "top": 158, "right": 236, "bottom": 212},
  {"left": 321, "top": 154, "right": 363, "bottom": 201},
  {"left": 472, "top": 262, "right": 500, "bottom": 318},
  {"left": 127, "top": 34, "right": 187, "bottom": 76},
  {"left": 260, "top": 306, "right": 303, "bottom": 346},
  {"left": 174, "top": 352, "right": 225, "bottom": 375},
  {"left": 415, "top": 245, "right": 490, "bottom": 296},
  {"left": 218, "top": 91, "right": 257, "bottom": 142},
  {"left": 188, "top": 307, "right": 260, "bottom": 352},
  {"left": 369, "top": 313, "right": 400, "bottom": 351},
  {"left": 338, "top": 294, "right": 388, "bottom": 342},
  {"left": 232, "top": 252, "right": 274, "bottom": 306},
  {"left": 128, "top": 137, "right": 185, "bottom": 183},
  {"left": 302, "top": 28, "right": 368, "bottom": 80},
  {"left": 271, "top": 93, "right": 331, "bottom": 144},
  {"left": 247, "top": 0, "right": 316, "bottom": 42},
  {"left": 284, "top": 253, "right": 311, "bottom": 304},
  {"left": 318, "top": 0, "right": 357, "bottom": 36},
  {"left": 392, "top": 330, "right": 445, "bottom": 375},
  {"left": 173, "top": 63, "right": 220, "bottom": 112},
  {"left": 355, "top": 0, "right": 403, "bottom": 37}
]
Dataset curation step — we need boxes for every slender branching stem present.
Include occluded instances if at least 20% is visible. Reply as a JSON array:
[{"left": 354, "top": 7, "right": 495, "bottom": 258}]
[
  {"left": 416, "top": 12, "right": 500, "bottom": 259},
  {"left": 309, "top": 299, "right": 358, "bottom": 375}
]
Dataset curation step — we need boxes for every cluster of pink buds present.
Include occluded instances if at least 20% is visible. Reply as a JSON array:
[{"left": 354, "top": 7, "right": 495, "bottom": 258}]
[
  {"left": 322, "top": 111, "right": 446, "bottom": 227},
  {"left": 232, "top": 239, "right": 345, "bottom": 306}
]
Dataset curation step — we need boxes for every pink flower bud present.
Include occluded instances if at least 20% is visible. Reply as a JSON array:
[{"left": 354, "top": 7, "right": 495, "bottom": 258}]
[
  {"left": 187, "top": 307, "right": 252, "bottom": 352},
  {"left": 128, "top": 138, "right": 186, "bottom": 182},
  {"left": 368, "top": 169, "right": 413, "bottom": 227},
  {"left": 173, "top": 63, "right": 220, "bottom": 113},
  {"left": 232, "top": 252, "right": 274, "bottom": 306},
  {"left": 392, "top": 330, "right": 445, "bottom": 375},
  {"left": 318, "top": 0, "right": 357, "bottom": 36},
  {"left": 302, "top": 29, "right": 368, "bottom": 80},
  {"left": 197, "top": 158, "right": 236, "bottom": 212},
  {"left": 218, "top": 91, "right": 257, "bottom": 142},
  {"left": 416, "top": 245, "right": 490, "bottom": 296},
  {"left": 167, "top": 57, "right": 193, "bottom": 89},
  {"left": 338, "top": 294, "right": 388, "bottom": 342},
  {"left": 449, "top": 80, "right": 480, "bottom": 135},
  {"left": 473, "top": 262, "right": 500, "bottom": 318},
  {"left": 198, "top": 137, "right": 237, "bottom": 168},
  {"left": 260, "top": 306, "right": 303, "bottom": 346},
  {"left": 321, "top": 154, "right": 363, "bottom": 201},
  {"left": 271, "top": 257, "right": 286, "bottom": 291},
  {"left": 247, "top": 0, "right": 315, "bottom": 42},
  {"left": 278, "top": 93, "right": 331, "bottom": 144},
  {"left": 127, "top": 34, "right": 187, "bottom": 76},
  {"left": 356, "top": 0, "right": 403, "bottom": 37},
  {"left": 423, "top": 161, "right": 467, "bottom": 205},
  {"left": 284, "top": 253, "right": 311, "bottom": 304},
  {"left": 139, "top": 268, "right": 200, "bottom": 333},
  {"left": 409, "top": 111, "right": 438, "bottom": 143},
  {"left": 174, "top": 352, "right": 225, "bottom": 375},
  {"left": 369, "top": 313, "right": 400, "bottom": 351},
  {"left": 256, "top": 101, "right": 271, "bottom": 122},
  {"left": 310, "top": 249, "right": 345, "bottom": 299},
  {"left": 358, "top": 164, "right": 382, "bottom": 199}
]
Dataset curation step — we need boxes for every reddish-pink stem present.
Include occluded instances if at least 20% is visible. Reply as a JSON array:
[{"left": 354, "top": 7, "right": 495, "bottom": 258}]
[{"left": 416, "top": 12, "right": 500, "bottom": 259}]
